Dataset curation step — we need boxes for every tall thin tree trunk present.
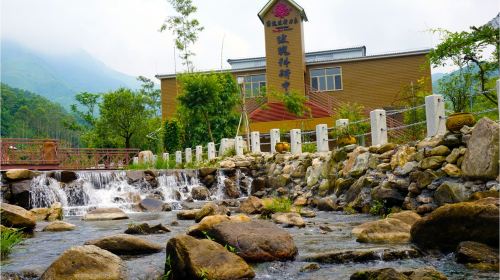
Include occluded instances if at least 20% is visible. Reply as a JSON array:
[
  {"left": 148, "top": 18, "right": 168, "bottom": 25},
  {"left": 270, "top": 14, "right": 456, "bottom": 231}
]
[{"left": 203, "top": 111, "right": 214, "bottom": 143}]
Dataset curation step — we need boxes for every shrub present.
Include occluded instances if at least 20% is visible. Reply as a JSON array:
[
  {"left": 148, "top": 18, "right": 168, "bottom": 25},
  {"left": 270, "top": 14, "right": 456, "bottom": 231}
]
[
  {"left": 1, "top": 227, "right": 24, "bottom": 258},
  {"left": 302, "top": 143, "right": 316, "bottom": 153}
]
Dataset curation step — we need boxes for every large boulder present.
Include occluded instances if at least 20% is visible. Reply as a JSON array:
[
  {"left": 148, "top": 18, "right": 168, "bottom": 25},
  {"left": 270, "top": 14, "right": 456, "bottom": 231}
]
[
  {"left": 352, "top": 211, "right": 420, "bottom": 244},
  {"left": 138, "top": 150, "right": 154, "bottom": 164},
  {"left": 40, "top": 245, "right": 127, "bottom": 280},
  {"left": 302, "top": 247, "right": 420, "bottom": 264},
  {"left": 85, "top": 234, "right": 162, "bottom": 255},
  {"left": 124, "top": 223, "right": 170, "bottom": 234},
  {"left": 166, "top": 234, "right": 254, "bottom": 280},
  {"left": 410, "top": 198, "right": 499, "bottom": 251},
  {"left": 0, "top": 202, "right": 36, "bottom": 230},
  {"left": 4, "top": 169, "right": 35, "bottom": 181},
  {"left": 177, "top": 209, "right": 200, "bottom": 220},
  {"left": 433, "top": 181, "right": 467, "bottom": 206},
  {"left": 7, "top": 180, "right": 32, "bottom": 209},
  {"left": 224, "top": 179, "right": 240, "bottom": 198},
  {"left": 455, "top": 241, "right": 499, "bottom": 271},
  {"left": 187, "top": 214, "right": 251, "bottom": 237},
  {"left": 82, "top": 208, "right": 129, "bottom": 221},
  {"left": 47, "top": 202, "right": 63, "bottom": 221},
  {"left": 208, "top": 220, "right": 297, "bottom": 262},
  {"left": 239, "top": 196, "right": 263, "bottom": 214},
  {"left": 462, "top": 118, "right": 500, "bottom": 179},
  {"left": 43, "top": 221, "right": 76, "bottom": 232}
]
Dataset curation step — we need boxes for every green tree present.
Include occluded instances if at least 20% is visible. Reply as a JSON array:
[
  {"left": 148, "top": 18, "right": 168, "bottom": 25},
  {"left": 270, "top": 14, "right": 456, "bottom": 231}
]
[
  {"left": 176, "top": 72, "right": 239, "bottom": 147},
  {"left": 163, "top": 119, "right": 183, "bottom": 153},
  {"left": 429, "top": 24, "right": 499, "bottom": 106},
  {"left": 160, "top": 0, "right": 204, "bottom": 72},
  {"left": 331, "top": 102, "right": 369, "bottom": 137},
  {"left": 137, "top": 76, "right": 161, "bottom": 115},
  {"left": 71, "top": 92, "right": 100, "bottom": 127},
  {"left": 97, "top": 88, "right": 152, "bottom": 148}
]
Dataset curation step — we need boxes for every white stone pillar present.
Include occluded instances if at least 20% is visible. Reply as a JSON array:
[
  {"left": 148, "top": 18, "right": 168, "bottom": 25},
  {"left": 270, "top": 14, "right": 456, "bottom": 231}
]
[
  {"left": 152, "top": 155, "right": 158, "bottom": 164},
  {"left": 270, "top": 129, "right": 280, "bottom": 153},
  {"left": 175, "top": 151, "right": 182, "bottom": 165},
  {"left": 497, "top": 80, "right": 500, "bottom": 120},
  {"left": 290, "top": 129, "right": 302, "bottom": 154},
  {"left": 219, "top": 138, "right": 229, "bottom": 156},
  {"left": 133, "top": 157, "right": 139, "bottom": 165},
  {"left": 235, "top": 136, "right": 244, "bottom": 156},
  {"left": 425, "top": 94, "right": 446, "bottom": 137},
  {"left": 336, "top": 119, "right": 349, "bottom": 127},
  {"left": 185, "top": 148, "right": 192, "bottom": 163},
  {"left": 162, "top": 153, "right": 169, "bottom": 161},
  {"left": 195, "top": 146, "right": 202, "bottom": 162},
  {"left": 250, "top": 131, "right": 261, "bottom": 153},
  {"left": 207, "top": 142, "right": 216, "bottom": 160},
  {"left": 370, "top": 109, "right": 388, "bottom": 146},
  {"left": 316, "top": 124, "right": 329, "bottom": 152}
]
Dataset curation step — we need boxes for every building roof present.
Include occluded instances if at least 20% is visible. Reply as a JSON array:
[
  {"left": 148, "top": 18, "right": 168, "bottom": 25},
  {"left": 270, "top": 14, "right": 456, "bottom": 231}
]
[
  {"left": 155, "top": 48, "right": 431, "bottom": 80},
  {"left": 249, "top": 101, "right": 329, "bottom": 122},
  {"left": 257, "top": 0, "right": 308, "bottom": 24}
]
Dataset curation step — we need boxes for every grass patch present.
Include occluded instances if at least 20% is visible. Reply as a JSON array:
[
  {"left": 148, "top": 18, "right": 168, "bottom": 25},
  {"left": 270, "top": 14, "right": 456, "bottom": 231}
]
[
  {"left": 261, "top": 197, "right": 292, "bottom": 218},
  {"left": 302, "top": 143, "right": 317, "bottom": 153},
  {"left": 1, "top": 227, "right": 24, "bottom": 259}
]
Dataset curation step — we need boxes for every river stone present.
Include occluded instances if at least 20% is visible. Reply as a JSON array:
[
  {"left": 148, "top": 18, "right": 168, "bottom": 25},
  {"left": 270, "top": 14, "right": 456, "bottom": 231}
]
[
  {"left": 8, "top": 180, "right": 32, "bottom": 209},
  {"left": 239, "top": 196, "right": 263, "bottom": 214},
  {"left": 58, "top": 171, "right": 78, "bottom": 183},
  {"left": 208, "top": 220, "right": 297, "bottom": 262},
  {"left": 419, "top": 156, "right": 445, "bottom": 170},
  {"left": 191, "top": 186, "right": 210, "bottom": 200},
  {"left": 387, "top": 211, "right": 421, "bottom": 226},
  {"left": 47, "top": 202, "right": 63, "bottom": 221},
  {"left": 139, "top": 198, "right": 164, "bottom": 212},
  {"left": 272, "top": 212, "right": 305, "bottom": 228},
  {"left": 195, "top": 202, "right": 229, "bottom": 223},
  {"left": 250, "top": 177, "right": 267, "bottom": 194},
  {"left": 43, "top": 221, "right": 76, "bottom": 232},
  {"left": 41, "top": 245, "right": 127, "bottom": 280},
  {"left": 442, "top": 163, "right": 462, "bottom": 177},
  {"left": 434, "top": 181, "right": 468, "bottom": 206},
  {"left": 301, "top": 247, "right": 420, "bottom": 264},
  {"left": 224, "top": 179, "right": 240, "bottom": 198},
  {"left": 166, "top": 234, "right": 254, "bottom": 280},
  {"left": 177, "top": 209, "right": 199, "bottom": 220},
  {"left": 4, "top": 169, "right": 35, "bottom": 181},
  {"left": 0, "top": 202, "right": 36, "bottom": 229},
  {"left": 315, "top": 197, "right": 337, "bottom": 211},
  {"left": 199, "top": 167, "right": 217, "bottom": 177},
  {"left": 83, "top": 208, "right": 129, "bottom": 221},
  {"left": 124, "top": 223, "right": 170, "bottom": 234},
  {"left": 350, "top": 267, "right": 447, "bottom": 280},
  {"left": 187, "top": 214, "right": 251, "bottom": 236},
  {"left": 390, "top": 145, "right": 416, "bottom": 169},
  {"left": 410, "top": 197, "right": 499, "bottom": 252},
  {"left": 85, "top": 234, "right": 162, "bottom": 255},
  {"left": 352, "top": 218, "right": 413, "bottom": 244},
  {"left": 371, "top": 186, "right": 405, "bottom": 207},
  {"left": 445, "top": 148, "right": 461, "bottom": 164},
  {"left": 462, "top": 118, "right": 500, "bottom": 179},
  {"left": 428, "top": 145, "right": 450, "bottom": 156},
  {"left": 349, "top": 152, "right": 371, "bottom": 177},
  {"left": 30, "top": 207, "right": 50, "bottom": 221},
  {"left": 455, "top": 241, "right": 499, "bottom": 271},
  {"left": 409, "top": 170, "right": 437, "bottom": 189},
  {"left": 394, "top": 161, "right": 418, "bottom": 176}
]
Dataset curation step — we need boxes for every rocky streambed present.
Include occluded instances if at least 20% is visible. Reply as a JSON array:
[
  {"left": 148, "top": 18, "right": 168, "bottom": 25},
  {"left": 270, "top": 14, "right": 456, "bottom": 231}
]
[{"left": 2, "top": 206, "right": 498, "bottom": 280}]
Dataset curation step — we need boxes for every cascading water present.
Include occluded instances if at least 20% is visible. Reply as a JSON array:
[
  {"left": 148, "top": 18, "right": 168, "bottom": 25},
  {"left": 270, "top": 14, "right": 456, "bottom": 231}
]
[
  {"left": 27, "top": 170, "right": 209, "bottom": 216},
  {"left": 212, "top": 170, "right": 227, "bottom": 200}
]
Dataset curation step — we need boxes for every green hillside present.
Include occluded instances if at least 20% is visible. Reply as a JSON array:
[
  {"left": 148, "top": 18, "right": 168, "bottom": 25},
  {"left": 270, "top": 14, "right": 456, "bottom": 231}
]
[{"left": 0, "top": 83, "right": 81, "bottom": 146}]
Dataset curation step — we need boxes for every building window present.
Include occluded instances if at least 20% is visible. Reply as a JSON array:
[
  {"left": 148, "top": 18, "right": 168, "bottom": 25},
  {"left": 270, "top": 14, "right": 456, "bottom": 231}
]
[
  {"left": 238, "top": 74, "right": 266, "bottom": 97},
  {"left": 310, "top": 67, "right": 342, "bottom": 92}
]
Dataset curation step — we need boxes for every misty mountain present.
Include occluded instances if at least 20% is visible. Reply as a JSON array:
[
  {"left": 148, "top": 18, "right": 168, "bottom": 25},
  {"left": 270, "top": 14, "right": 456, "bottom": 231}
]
[{"left": 1, "top": 40, "right": 141, "bottom": 109}]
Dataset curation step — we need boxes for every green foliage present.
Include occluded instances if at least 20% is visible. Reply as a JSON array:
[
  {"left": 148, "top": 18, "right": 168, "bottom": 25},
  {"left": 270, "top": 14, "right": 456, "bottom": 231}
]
[
  {"left": 369, "top": 200, "right": 388, "bottom": 216},
  {"left": 1, "top": 227, "right": 24, "bottom": 258},
  {"left": 177, "top": 72, "right": 240, "bottom": 147},
  {"left": 302, "top": 143, "right": 316, "bottom": 153},
  {"left": 201, "top": 231, "right": 214, "bottom": 241},
  {"left": 70, "top": 92, "right": 100, "bottom": 127},
  {"left": 262, "top": 197, "right": 292, "bottom": 218},
  {"left": 160, "top": 0, "right": 204, "bottom": 71},
  {"left": 264, "top": 89, "right": 311, "bottom": 117},
  {"left": 343, "top": 205, "right": 357, "bottom": 215},
  {"left": 163, "top": 119, "right": 183, "bottom": 153},
  {"left": 330, "top": 102, "right": 369, "bottom": 139},
  {"left": 0, "top": 83, "right": 81, "bottom": 146},
  {"left": 224, "top": 244, "right": 237, "bottom": 254},
  {"left": 137, "top": 76, "right": 161, "bottom": 116},
  {"left": 163, "top": 254, "right": 173, "bottom": 280},
  {"left": 96, "top": 88, "right": 153, "bottom": 148},
  {"left": 438, "top": 71, "right": 473, "bottom": 113},
  {"left": 429, "top": 25, "right": 499, "bottom": 106},
  {"left": 197, "top": 268, "right": 209, "bottom": 280}
]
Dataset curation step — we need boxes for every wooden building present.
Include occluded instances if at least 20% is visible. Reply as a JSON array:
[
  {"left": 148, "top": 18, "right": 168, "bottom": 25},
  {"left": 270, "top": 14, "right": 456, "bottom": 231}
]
[{"left": 156, "top": 0, "right": 432, "bottom": 133}]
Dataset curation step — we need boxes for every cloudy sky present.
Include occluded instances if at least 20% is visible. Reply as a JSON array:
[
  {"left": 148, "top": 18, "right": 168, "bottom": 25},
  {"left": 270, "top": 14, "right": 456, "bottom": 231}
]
[{"left": 1, "top": 0, "right": 498, "bottom": 79}]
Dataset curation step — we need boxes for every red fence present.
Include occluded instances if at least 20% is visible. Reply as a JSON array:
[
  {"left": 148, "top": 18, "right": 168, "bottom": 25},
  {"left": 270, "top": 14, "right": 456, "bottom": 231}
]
[{"left": 0, "top": 138, "right": 139, "bottom": 170}]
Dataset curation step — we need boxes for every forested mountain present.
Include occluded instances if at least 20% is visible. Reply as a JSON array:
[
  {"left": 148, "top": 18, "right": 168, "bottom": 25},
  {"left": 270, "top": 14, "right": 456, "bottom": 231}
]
[
  {"left": 1, "top": 40, "right": 140, "bottom": 109},
  {"left": 0, "top": 83, "right": 81, "bottom": 146}
]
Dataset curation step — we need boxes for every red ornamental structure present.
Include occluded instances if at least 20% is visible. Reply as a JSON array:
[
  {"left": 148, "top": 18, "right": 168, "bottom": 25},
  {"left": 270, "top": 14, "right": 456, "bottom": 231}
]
[{"left": 0, "top": 138, "right": 139, "bottom": 170}]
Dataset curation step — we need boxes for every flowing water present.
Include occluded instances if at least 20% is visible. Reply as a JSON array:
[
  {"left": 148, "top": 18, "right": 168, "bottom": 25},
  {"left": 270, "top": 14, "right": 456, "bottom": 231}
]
[{"left": 2, "top": 170, "right": 498, "bottom": 279}]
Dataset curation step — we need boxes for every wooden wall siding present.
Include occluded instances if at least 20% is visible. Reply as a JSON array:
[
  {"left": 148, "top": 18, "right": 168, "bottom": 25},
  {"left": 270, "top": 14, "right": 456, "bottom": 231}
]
[
  {"left": 161, "top": 78, "right": 179, "bottom": 120},
  {"left": 249, "top": 116, "right": 333, "bottom": 133},
  {"left": 304, "top": 54, "right": 431, "bottom": 110},
  {"left": 263, "top": 1, "right": 306, "bottom": 100}
]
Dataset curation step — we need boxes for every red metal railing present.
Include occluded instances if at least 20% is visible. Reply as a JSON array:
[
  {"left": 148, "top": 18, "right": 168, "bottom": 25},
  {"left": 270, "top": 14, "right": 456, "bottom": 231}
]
[{"left": 0, "top": 138, "right": 139, "bottom": 170}]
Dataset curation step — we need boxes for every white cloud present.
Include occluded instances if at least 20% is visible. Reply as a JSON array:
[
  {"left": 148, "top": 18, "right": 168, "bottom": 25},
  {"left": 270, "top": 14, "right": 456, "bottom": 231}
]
[{"left": 1, "top": 0, "right": 498, "bottom": 79}]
